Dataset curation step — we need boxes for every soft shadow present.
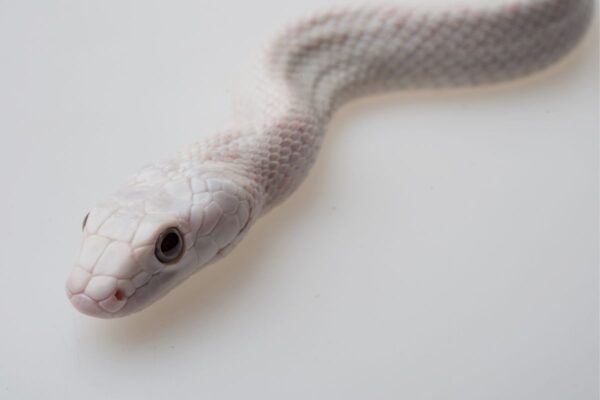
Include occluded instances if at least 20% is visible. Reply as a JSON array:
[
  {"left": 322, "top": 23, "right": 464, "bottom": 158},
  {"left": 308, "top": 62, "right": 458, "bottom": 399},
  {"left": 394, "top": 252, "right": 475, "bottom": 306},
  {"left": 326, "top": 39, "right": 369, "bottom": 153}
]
[{"left": 84, "top": 16, "right": 597, "bottom": 347}]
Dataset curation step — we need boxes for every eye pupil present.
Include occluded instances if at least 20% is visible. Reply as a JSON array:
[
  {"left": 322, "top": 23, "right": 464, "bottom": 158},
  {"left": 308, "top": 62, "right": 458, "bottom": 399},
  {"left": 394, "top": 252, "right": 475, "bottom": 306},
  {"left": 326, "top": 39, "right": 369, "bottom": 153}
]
[
  {"left": 155, "top": 227, "right": 184, "bottom": 264},
  {"left": 161, "top": 232, "right": 180, "bottom": 254}
]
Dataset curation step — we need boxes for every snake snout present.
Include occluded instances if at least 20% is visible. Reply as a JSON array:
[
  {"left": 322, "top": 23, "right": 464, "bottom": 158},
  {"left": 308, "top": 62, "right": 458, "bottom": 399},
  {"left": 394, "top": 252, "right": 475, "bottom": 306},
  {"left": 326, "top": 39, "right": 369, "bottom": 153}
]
[
  {"left": 70, "top": 293, "right": 109, "bottom": 317},
  {"left": 69, "top": 290, "right": 127, "bottom": 318},
  {"left": 67, "top": 270, "right": 129, "bottom": 317}
]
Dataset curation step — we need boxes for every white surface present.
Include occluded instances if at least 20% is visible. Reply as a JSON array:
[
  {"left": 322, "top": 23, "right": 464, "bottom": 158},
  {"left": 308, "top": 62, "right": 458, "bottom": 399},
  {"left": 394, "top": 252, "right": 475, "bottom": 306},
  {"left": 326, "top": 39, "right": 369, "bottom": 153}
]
[{"left": 0, "top": 1, "right": 597, "bottom": 399}]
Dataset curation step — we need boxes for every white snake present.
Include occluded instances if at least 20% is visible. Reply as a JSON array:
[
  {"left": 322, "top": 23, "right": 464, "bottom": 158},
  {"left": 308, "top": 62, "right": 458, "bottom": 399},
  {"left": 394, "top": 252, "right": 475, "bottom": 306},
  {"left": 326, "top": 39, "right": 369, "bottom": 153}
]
[{"left": 66, "top": 0, "right": 593, "bottom": 318}]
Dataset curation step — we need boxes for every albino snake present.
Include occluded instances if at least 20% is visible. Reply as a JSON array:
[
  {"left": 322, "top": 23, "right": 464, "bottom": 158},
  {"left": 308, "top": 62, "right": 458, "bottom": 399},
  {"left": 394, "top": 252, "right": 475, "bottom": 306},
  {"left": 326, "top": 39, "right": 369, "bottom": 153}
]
[{"left": 66, "top": 0, "right": 593, "bottom": 318}]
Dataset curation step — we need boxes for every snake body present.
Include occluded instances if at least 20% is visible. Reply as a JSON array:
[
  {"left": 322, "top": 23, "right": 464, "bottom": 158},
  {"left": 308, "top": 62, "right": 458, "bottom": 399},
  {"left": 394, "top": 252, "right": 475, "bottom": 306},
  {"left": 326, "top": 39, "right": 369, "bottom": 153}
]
[{"left": 67, "top": 0, "right": 593, "bottom": 318}]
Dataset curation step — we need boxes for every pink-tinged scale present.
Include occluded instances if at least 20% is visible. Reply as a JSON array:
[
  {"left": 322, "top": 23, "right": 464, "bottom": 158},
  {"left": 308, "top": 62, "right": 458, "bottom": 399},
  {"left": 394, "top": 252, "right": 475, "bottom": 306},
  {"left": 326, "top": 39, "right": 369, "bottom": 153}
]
[
  {"left": 99, "top": 294, "right": 127, "bottom": 313},
  {"left": 132, "top": 271, "right": 151, "bottom": 287},
  {"left": 132, "top": 245, "right": 152, "bottom": 261},
  {"left": 197, "top": 202, "right": 223, "bottom": 236},
  {"left": 144, "top": 192, "right": 190, "bottom": 219},
  {"left": 97, "top": 209, "right": 141, "bottom": 243},
  {"left": 94, "top": 241, "right": 137, "bottom": 278},
  {"left": 78, "top": 235, "right": 111, "bottom": 271},
  {"left": 131, "top": 214, "right": 170, "bottom": 248},
  {"left": 85, "top": 276, "right": 117, "bottom": 301},
  {"left": 184, "top": 232, "right": 196, "bottom": 250},
  {"left": 221, "top": 180, "right": 239, "bottom": 194},
  {"left": 193, "top": 192, "right": 211, "bottom": 205},
  {"left": 85, "top": 202, "right": 119, "bottom": 234},
  {"left": 66, "top": 267, "right": 91, "bottom": 294},
  {"left": 190, "top": 204, "right": 205, "bottom": 232},
  {"left": 132, "top": 246, "right": 163, "bottom": 273},
  {"left": 213, "top": 191, "right": 239, "bottom": 214},
  {"left": 194, "top": 236, "right": 219, "bottom": 264},
  {"left": 70, "top": 294, "right": 105, "bottom": 317},
  {"left": 117, "top": 279, "right": 136, "bottom": 296},
  {"left": 212, "top": 214, "right": 242, "bottom": 248},
  {"left": 238, "top": 202, "right": 250, "bottom": 225}
]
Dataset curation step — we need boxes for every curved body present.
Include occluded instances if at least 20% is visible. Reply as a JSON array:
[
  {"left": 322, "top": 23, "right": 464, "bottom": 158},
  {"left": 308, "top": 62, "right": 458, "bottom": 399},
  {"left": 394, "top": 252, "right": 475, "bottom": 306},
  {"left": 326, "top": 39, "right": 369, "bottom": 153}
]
[{"left": 66, "top": 0, "right": 593, "bottom": 318}]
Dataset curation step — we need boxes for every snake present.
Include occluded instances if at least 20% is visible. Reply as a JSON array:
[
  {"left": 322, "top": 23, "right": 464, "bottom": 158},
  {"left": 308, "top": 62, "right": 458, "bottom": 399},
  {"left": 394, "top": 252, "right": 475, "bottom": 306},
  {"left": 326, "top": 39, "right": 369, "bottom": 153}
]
[{"left": 66, "top": 0, "right": 593, "bottom": 318}]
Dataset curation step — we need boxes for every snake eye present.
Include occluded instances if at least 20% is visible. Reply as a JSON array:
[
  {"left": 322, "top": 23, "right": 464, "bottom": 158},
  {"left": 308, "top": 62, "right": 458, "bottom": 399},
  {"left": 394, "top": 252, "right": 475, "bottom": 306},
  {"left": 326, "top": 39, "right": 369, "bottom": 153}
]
[
  {"left": 155, "top": 227, "right": 184, "bottom": 264},
  {"left": 82, "top": 212, "right": 90, "bottom": 231}
]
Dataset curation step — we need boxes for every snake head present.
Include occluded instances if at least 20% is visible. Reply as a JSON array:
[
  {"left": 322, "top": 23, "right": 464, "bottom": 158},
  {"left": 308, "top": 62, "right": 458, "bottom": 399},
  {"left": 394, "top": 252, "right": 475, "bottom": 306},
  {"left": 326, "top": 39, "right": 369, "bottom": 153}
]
[{"left": 66, "top": 163, "right": 255, "bottom": 318}]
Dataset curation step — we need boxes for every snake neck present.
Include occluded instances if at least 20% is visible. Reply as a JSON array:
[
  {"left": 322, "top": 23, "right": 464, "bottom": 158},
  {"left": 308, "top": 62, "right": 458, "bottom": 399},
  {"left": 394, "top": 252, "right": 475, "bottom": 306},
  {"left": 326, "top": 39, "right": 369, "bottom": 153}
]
[{"left": 209, "top": 0, "right": 592, "bottom": 211}]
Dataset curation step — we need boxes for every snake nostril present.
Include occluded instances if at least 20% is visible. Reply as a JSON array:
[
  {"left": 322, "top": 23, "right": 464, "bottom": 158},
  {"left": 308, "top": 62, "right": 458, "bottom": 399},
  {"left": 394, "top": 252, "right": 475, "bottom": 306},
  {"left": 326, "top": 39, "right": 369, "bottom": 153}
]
[{"left": 114, "top": 289, "right": 125, "bottom": 301}]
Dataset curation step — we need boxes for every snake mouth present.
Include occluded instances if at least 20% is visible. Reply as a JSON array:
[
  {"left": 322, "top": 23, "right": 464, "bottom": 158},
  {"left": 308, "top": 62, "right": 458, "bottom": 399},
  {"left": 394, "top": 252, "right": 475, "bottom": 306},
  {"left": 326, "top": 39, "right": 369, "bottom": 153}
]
[
  {"left": 68, "top": 285, "right": 130, "bottom": 318},
  {"left": 69, "top": 293, "right": 117, "bottom": 318},
  {"left": 67, "top": 269, "right": 163, "bottom": 318}
]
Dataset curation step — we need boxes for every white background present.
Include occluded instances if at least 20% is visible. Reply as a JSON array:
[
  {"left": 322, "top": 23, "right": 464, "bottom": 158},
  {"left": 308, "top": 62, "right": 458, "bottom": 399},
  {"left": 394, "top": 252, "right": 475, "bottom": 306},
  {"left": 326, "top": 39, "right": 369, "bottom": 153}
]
[{"left": 0, "top": 0, "right": 597, "bottom": 399}]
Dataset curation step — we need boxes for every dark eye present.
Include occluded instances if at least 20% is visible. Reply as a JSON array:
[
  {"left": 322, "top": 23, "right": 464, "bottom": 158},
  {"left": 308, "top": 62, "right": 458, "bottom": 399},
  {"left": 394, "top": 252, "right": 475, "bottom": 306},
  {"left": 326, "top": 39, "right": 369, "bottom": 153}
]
[
  {"left": 155, "top": 227, "right": 184, "bottom": 264},
  {"left": 82, "top": 212, "right": 90, "bottom": 231}
]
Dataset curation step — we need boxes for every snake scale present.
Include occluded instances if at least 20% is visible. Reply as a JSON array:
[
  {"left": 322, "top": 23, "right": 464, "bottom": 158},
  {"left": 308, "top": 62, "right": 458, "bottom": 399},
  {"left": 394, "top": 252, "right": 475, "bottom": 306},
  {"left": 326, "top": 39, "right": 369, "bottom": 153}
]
[{"left": 66, "top": 0, "right": 593, "bottom": 318}]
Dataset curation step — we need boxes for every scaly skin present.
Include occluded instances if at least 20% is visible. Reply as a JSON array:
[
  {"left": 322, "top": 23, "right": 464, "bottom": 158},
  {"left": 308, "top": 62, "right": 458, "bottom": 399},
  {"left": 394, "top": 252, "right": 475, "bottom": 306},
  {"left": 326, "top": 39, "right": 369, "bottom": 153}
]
[{"left": 66, "top": 0, "right": 593, "bottom": 318}]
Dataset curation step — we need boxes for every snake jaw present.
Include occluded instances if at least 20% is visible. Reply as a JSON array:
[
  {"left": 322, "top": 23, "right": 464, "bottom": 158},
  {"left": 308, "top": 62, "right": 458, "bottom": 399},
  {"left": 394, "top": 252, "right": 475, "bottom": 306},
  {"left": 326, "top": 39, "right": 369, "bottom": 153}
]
[
  {"left": 66, "top": 274, "right": 129, "bottom": 317},
  {"left": 69, "top": 293, "right": 112, "bottom": 318},
  {"left": 66, "top": 265, "right": 167, "bottom": 318}
]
